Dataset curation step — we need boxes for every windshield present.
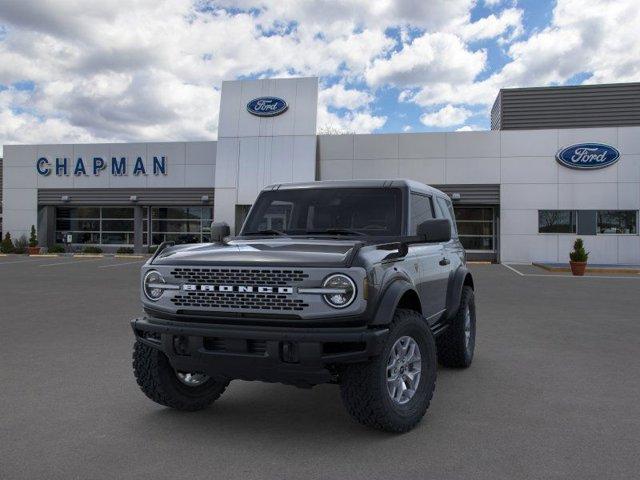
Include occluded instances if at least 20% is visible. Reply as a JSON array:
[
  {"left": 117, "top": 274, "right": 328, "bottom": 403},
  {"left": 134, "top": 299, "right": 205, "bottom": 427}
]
[{"left": 241, "top": 188, "right": 404, "bottom": 236}]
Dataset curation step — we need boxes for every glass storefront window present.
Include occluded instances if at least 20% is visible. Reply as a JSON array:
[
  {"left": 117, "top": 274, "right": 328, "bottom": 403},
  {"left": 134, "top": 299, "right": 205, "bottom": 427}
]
[
  {"left": 538, "top": 210, "right": 576, "bottom": 233},
  {"left": 149, "top": 206, "right": 214, "bottom": 245},
  {"left": 55, "top": 206, "right": 135, "bottom": 245},
  {"left": 597, "top": 211, "right": 638, "bottom": 234},
  {"left": 453, "top": 206, "right": 495, "bottom": 251}
]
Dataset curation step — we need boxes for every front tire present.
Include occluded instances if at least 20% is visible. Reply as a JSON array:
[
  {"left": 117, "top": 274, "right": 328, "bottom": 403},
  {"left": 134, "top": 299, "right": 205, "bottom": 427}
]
[
  {"left": 339, "top": 309, "right": 437, "bottom": 433},
  {"left": 132, "top": 341, "right": 229, "bottom": 411},
  {"left": 437, "top": 286, "right": 476, "bottom": 368}
]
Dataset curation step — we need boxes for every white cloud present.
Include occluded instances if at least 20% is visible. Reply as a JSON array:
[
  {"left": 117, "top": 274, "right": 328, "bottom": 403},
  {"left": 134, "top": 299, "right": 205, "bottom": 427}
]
[
  {"left": 456, "top": 124, "right": 484, "bottom": 131},
  {"left": 319, "top": 84, "right": 373, "bottom": 110},
  {"left": 402, "top": 125, "right": 412, "bottom": 132},
  {"left": 420, "top": 105, "right": 472, "bottom": 127},
  {"left": 366, "top": 32, "right": 486, "bottom": 88},
  {"left": 458, "top": 7, "right": 523, "bottom": 42}
]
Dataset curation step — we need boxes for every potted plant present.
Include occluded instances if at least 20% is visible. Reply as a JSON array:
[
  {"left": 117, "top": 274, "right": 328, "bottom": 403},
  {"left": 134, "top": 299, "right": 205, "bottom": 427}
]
[
  {"left": 1, "top": 232, "right": 14, "bottom": 254},
  {"left": 13, "top": 235, "right": 28, "bottom": 254},
  {"left": 28, "top": 225, "right": 40, "bottom": 255},
  {"left": 569, "top": 238, "right": 589, "bottom": 276}
]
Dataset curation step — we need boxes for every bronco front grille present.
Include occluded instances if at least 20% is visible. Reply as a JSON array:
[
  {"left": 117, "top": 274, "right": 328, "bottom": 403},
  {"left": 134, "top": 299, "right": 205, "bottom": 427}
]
[
  {"left": 171, "top": 291, "right": 309, "bottom": 311},
  {"left": 170, "top": 268, "right": 309, "bottom": 286}
]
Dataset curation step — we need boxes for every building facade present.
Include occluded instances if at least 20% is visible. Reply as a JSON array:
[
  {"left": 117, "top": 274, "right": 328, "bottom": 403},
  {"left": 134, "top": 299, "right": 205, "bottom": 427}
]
[{"left": 2, "top": 78, "right": 639, "bottom": 264}]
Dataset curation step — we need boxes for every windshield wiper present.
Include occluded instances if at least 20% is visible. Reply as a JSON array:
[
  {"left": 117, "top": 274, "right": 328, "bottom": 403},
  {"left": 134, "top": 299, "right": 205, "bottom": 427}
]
[
  {"left": 306, "top": 228, "right": 366, "bottom": 236},
  {"left": 243, "top": 229, "right": 287, "bottom": 236}
]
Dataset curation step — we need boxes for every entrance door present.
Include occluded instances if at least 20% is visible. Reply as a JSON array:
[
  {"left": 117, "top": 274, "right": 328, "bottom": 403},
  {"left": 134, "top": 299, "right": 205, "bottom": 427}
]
[{"left": 453, "top": 206, "right": 497, "bottom": 262}]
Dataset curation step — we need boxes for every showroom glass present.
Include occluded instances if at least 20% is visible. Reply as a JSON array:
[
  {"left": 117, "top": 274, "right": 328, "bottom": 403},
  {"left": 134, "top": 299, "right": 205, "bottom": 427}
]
[
  {"left": 55, "top": 207, "right": 143, "bottom": 244},
  {"left": 454, "top": 207, "right": 493, "bottom": 250},
  {"left": 597, "top": 210, "right": 638, "bottom": 234},
  {"left": 150, "top": 206, "right": 214, "bottom": 245},
  {"left": 409, "top": 193, "right": 434, "bottom": 235},
  {"left": 538, "top": 210, "right": 577, "bottom": 233},
  {"left": 242, "top": 188, "right": 403, "bottom": 236}
]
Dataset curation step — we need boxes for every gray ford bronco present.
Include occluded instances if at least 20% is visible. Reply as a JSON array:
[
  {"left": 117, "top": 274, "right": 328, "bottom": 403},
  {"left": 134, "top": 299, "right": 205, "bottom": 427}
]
[{"left": 131, "top": 180, "right": 476, "bottom": 432}]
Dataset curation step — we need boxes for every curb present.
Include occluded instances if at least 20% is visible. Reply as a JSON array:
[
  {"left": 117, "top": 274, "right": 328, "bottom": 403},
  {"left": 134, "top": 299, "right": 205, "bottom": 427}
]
[
  {"left": 114, "top": 254, "right": 145, "bottom": 259},
  {"left": 73, "top": 254, "right": 105, "bottom": 258},
  {"left": 533, "top": 262, "right": 640, "bottom": 275}
]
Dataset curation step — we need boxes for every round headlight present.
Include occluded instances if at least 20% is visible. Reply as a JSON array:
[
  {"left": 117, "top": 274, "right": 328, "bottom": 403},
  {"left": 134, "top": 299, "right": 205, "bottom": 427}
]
[
  {"left": 322, "top": 274, "right": 356, "bottom": 309},
  {"left": 143, "top": 270, "right": 166, "bottom": 301}
]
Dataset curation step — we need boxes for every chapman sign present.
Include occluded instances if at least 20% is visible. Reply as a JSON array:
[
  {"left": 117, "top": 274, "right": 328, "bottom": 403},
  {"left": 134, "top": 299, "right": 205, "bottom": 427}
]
[
  {"left": 556, "top": 143, "right": 620, "bottom": 170},
  {"left": 36, "top": 156, "right": 167, "bottom": 177},
  {"left": 246, "top": 97, "right": 288, "bottom": 117}
]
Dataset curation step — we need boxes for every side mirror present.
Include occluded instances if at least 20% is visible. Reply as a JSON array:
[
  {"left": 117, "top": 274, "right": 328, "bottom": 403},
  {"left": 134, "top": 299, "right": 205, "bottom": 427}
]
[
  {"left": 210, "top": 222, "right": 230, "bottom": 242},
  {"left": 417, "top": 219, "right": 451, "bottom": 243}
]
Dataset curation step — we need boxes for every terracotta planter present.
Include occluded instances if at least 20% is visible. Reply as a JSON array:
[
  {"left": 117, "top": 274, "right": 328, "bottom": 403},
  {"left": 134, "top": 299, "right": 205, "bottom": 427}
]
[
  {"left": 569, "top": 261, "right": 587, "bottom": 276},
  {"left": 27, "top": 246, "right": 41, "bottom": 255}
]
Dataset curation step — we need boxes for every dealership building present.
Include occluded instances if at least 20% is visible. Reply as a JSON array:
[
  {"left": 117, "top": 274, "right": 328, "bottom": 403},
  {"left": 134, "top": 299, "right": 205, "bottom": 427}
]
[{"left": 1, "top": 78, "right": 639, "bottom": 264}]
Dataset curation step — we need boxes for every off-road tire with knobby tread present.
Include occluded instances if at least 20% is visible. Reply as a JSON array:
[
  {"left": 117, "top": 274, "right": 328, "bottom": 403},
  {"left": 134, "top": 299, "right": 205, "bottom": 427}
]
[
  {"left": 339, "top": 309, "right": 437, "bottom": 433},
  {"left": 437, "top": 285, "right": 476, "bottom": 368},
  {"left": 133, "top": 340, "right": 229, "bottom": 411}
]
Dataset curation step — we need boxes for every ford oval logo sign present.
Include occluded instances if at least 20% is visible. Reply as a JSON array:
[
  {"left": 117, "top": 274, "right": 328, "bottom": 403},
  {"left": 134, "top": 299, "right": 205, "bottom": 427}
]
[
  {"left": 556, "top": 143, "right": 620, "bottom": 170},
  {"left": 246, "top": 97, "right": 288, "bottom": 117}
]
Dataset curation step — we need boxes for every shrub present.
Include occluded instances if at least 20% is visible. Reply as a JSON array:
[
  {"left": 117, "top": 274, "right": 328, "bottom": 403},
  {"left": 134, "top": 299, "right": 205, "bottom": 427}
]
[
  {"left": 148, "top": 245, "right": 158, "bottom": 254},
  {"left": 1, "top": 233, "right": 14, "bottom": 253},
  {"left": 569, "top": 238, "right": 589, "bottom": 262},
  {"left": 82, "top": 246, "right": 103, "bottom": 254},
  {"left": 13, "top": 235, "right": 29, "bottom": 254},
  {"left": 48, "top": 244, "right": 66, "bottom": 254},
  {"left": 29, "top": 225, "right": 38, "bottom": 247},
  {"left": 116, "top": 247, "right": 135, "bottom": 254}
]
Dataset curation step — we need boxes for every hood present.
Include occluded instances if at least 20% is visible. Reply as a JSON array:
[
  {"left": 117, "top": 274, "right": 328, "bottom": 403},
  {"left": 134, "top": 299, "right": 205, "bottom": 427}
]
[{"left": 151, "top": 238, "right": 362, "bottom": 267}]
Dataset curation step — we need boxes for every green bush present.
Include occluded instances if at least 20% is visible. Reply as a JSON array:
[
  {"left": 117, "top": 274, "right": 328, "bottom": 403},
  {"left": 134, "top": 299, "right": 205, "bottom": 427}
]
[
  {"left": 29, "top": 225, "right": 38, "bottom": 248},
  {"left": 116, "top": 247, "right": 135, "bottom": 254},
  {"left": 1, "top": 233, "right": 15, "bottom": 253},
  {"left": 148, "top": 245, "right": 158, "bottom": 254},
  {"left": 569, "top": 238, "right": 589, "bottom": 262},
  {"left": 13, "top": 235, "right": 29, "bottom": 254},
  {"left": 48, "top": 244, "right": 66, "bottom": 254},
  {"left": 82, "top": 246, "right": 103, "bottom": 254}
]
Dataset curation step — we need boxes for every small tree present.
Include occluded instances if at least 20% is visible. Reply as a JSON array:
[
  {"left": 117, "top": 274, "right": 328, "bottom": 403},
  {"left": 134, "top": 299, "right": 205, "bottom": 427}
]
[
  {"left": 569, "top": 238, "right": 589, "bottom": 262},
  {"left": 1, "top": 232, "right": 14, "bottom": 253},
  {"left": 29, "top": 225, "right": 38, "bottom": 247},
  {"left": 13, "top": 235, "right": 28, "bottom": 254}
]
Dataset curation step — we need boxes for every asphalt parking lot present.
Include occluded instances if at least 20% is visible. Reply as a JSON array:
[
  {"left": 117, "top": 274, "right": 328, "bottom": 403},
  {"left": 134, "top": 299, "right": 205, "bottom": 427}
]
[{"left": 1, "top": 256, "right": 640, "bottom": 479}]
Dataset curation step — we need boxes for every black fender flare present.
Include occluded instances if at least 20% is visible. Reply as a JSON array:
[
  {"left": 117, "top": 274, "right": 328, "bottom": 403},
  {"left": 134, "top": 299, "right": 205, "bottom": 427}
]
[
  {"left": 445, "top": 266, "right": 474, "bottom": 320},
  {"left": 370, "top": 279, "right": 421, "bottom": 326}
]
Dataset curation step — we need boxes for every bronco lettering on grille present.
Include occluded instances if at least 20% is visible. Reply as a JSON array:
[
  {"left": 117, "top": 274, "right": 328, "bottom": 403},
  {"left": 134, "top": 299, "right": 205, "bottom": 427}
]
[{"left": 182, "top": 285, "right": 294, "bottom": 294}]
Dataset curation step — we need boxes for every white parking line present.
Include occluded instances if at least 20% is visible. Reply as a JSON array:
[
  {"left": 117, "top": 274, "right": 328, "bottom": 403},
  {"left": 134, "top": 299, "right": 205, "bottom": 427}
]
[
  {"left": 98, "top": 260, "right": 146, "bottom": 269},
  {"left": 502, "top": 263, "right": 640, "bottom": 280},
  {"left": 502, "top": 263, "right": 524, "bottom": 276},
  {"left": 39, "top": 258, "right": 105, "bottom": 267}
]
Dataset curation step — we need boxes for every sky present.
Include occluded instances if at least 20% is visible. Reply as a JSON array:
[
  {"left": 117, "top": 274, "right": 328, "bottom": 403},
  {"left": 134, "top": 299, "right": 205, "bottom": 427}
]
[{"left": 0, "top": 0, "right": 639, "bottom": 154}]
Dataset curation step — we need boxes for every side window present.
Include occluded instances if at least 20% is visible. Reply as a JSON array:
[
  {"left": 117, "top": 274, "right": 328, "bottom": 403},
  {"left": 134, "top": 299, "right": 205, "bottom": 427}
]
[
  {"left": 436, "top": 197, "right": 458, "bottom": 238},
  {"left": 409, "top": 193, "right": 434, "bottom": 234}
]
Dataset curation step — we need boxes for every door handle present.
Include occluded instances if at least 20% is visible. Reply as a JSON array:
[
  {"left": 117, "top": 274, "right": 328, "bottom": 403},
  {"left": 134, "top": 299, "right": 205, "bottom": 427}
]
[{"left": 439, "top": 257, "right": 450, "bottom": 266}]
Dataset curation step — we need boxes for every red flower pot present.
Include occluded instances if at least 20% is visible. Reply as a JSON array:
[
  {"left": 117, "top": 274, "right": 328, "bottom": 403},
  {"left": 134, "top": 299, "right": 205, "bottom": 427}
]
[
  {"left": 569, "top": 261, "right": 587, "bottom": 276},
  {"left": 27, "top": 246, "right": 41, "bottom": 255}
]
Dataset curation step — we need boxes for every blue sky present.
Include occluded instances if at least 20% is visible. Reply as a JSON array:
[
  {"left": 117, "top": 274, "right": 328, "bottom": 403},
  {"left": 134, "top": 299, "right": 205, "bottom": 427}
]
[{"left": 0, "top": 0, "right": 638, "bottom": 150}]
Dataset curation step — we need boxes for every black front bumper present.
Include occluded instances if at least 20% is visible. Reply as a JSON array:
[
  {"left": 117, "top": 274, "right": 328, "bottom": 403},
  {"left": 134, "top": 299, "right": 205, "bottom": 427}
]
[{"left": 131, "top": 317, "right": 389, "bottom": 386}]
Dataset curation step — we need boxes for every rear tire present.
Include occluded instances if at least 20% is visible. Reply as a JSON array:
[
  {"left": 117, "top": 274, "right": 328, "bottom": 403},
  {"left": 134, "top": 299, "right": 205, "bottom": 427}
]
[
  {"left": 437, "top": 286, "right": 476, "bottom": 368},
  {"left": 132, "top": 341, "right": 229, "bottom": 411},
  {"left": 339, "top": 309, "right": 437, "bottom": 433}
]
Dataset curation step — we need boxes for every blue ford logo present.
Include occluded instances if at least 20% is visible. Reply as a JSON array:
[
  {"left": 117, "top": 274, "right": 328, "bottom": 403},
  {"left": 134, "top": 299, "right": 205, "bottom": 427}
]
[
  {"left": 556, "top": 143, "right": 620, "bottom": 170},
  {"left": 247, "top": 97, "right": 288, "bottom": 117}
]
